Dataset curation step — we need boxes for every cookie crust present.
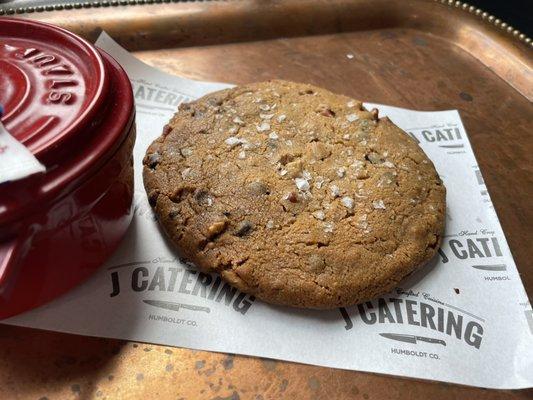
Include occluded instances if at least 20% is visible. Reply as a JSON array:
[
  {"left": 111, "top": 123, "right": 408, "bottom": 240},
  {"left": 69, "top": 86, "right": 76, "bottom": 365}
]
[{"left": 143, "top": 80, "right": 446, "bottom": 309}]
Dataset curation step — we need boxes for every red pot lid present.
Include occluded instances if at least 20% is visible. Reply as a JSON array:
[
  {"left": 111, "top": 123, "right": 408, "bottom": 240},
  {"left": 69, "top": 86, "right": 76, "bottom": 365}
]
[
  {"left": 0, "top": 18, "right": 134, "bottom": 229},
  {"left": 0, "top": 18, "right": 109, "bottom": 159}
]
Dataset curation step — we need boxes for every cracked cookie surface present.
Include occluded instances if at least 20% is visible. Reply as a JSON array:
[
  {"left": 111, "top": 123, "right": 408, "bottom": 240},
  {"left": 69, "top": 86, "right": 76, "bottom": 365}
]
[{"left": 143, "top": 80, "right": 446, "bottom": 309}]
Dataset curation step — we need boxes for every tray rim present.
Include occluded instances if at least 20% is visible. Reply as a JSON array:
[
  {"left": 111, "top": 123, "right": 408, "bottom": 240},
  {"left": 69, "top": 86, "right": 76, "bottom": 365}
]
[
  {"left": 1, "top": 0, "right": 532, "bottom": 49},
  {"left": 1, "top": 1, "right": 532, "bottom": 397}
]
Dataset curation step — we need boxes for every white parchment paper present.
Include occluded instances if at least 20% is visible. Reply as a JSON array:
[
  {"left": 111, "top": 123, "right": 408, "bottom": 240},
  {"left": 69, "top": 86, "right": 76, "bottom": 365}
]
[{"left": 4, "top": 33, "right": 532, "bottom": 389}]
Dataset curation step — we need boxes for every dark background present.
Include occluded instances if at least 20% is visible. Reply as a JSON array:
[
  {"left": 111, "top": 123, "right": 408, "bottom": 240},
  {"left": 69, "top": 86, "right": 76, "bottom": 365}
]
[{"left": 468, "top": 0, "right": 532, "bottom": 36}]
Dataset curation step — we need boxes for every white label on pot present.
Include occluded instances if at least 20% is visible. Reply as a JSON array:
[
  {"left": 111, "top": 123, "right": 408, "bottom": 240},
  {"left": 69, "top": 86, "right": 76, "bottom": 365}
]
[{"left": 0, "top": 121, "right": 46, "bottom": 184}]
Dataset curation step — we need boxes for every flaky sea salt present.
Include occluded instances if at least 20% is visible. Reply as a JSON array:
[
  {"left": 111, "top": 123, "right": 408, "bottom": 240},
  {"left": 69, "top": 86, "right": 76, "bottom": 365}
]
[
  {"left": 260, "top": 113, "right": 274, "bottom": 120},
  {"left": 337, "top": 167, "right": 346, "bottom": 178},
  {"left": 347, "top": 100, "right": 357, "bottom": 108},
  {"left": 225, "top": 136, "right": 247, "bottom": 148},
  {"left": 181, "top": 148, "right": 192, "bottom": 157},
  {"left": 257, "top": 122, "right": 270, "bottom": 132},
  {"left": 324, "top": 222, "right": 334, "bottom": 233},
  {"left": 238, "top": 151, "right": 246, "bottom": 159},
  {"left": 346, "top": 114, "right": 359, "bottom": 122},
  {"left": 351, "top": 160, "right": 364, "bottom": 169},
  {"left": 295, "top": 178, "right": 310, "bottom": 191},
  {"left": 330, "top": 185, "right": 340, "bottom": 198},
  {"left": 233, "top": 116, "right": 245, "bottom": 125},
  {"left": 373, "top": 199, "right": 386, "bottom": 209},
  {"left": 312, "top": 210, "right": 325, "bottom": 221},
  {"left": 341, "top": 196, "right": 354, "bottom": 209},
  {"left": 268, "top": 132, "right": 279, "bottom": 140},
  {"left": 181, "top": 168, "right": 191, "bottom": 179},
  {"left": 243, "top": 142, "right": 258, "bottom": 150},
  {"left": 356, "top": 214, "right": 368, "bottom": 229},
  {"left": 277, "top": 114, "right": 287, "bottom": 122}
]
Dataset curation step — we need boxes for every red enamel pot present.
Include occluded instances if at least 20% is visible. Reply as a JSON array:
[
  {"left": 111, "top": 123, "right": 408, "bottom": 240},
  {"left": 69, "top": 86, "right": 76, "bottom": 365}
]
[{"left": 0, "top": 18, "right": 136, "bottom": 319}]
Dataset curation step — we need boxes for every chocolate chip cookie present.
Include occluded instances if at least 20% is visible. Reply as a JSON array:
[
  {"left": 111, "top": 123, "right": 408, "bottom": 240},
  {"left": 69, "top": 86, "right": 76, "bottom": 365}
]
[{"left": 143, "top": 80, "right": 446, "bottom": 309}]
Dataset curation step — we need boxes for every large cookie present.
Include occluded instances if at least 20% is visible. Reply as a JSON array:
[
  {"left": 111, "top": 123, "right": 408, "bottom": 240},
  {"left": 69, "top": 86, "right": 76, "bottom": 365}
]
[{"left": 143, "top": 80, "right": 446, "bottom": 309}]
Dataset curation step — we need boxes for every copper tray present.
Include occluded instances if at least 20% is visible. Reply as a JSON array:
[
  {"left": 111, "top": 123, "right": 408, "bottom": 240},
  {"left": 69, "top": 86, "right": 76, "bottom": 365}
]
[{"left": 2, "top": 1, "right": 532, "bottom": 399}]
